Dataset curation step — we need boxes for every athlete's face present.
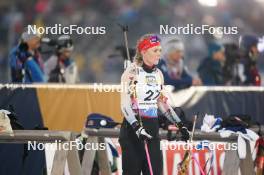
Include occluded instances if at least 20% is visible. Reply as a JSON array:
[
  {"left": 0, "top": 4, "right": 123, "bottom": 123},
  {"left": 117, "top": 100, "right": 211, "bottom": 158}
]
[{"left": 142, "top": 45, "right": 162, "bottom": 66}]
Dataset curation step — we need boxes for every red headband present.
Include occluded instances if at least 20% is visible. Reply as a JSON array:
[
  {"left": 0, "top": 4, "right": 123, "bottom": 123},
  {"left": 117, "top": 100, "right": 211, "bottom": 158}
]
[{"left": 138, "top": 35, "right": 161, "bottom": 52}]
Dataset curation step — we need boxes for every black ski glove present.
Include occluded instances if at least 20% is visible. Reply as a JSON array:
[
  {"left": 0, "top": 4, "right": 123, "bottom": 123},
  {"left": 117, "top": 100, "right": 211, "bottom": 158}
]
[{"left": 176, "top": 122, "right": 190, "bottom": 142}]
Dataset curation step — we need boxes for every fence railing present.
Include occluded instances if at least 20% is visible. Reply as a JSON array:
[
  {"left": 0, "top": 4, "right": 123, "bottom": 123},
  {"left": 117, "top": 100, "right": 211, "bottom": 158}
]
[
  {"left": 84, "top": 128, "right": 256, "bottom": 175},
  {"left": 0, "top": 129, "right": 259, "bottom": 175},
  {"left": 0, "top": 130, "right": 81, "bottom": 175}
]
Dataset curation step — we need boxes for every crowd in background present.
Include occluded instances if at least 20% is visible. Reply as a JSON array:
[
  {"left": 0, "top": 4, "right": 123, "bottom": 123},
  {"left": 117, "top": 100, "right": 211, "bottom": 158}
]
[{"left": 0, "top": 0, "right": 264, "bottom": 87}]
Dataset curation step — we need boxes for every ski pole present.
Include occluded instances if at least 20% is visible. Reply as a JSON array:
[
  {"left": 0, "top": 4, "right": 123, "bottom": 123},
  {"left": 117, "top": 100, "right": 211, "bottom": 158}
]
[
  {"left": 118, "top": 24, "right": 131, "bottom": 70},
  {"left": 131, "top": 95, "right": 154, "bottom": 175}
]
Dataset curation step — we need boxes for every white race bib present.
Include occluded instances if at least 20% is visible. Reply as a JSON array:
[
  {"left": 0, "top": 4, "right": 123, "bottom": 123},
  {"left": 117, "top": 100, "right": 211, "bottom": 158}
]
[{"left": 135, "top": 67, "right": 162, "bottom": 110}]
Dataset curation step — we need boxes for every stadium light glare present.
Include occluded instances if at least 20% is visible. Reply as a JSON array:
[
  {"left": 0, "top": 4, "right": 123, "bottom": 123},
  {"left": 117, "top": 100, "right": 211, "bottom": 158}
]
[{"left": 198, "top": 0, "right": 218, "bottom": 7}]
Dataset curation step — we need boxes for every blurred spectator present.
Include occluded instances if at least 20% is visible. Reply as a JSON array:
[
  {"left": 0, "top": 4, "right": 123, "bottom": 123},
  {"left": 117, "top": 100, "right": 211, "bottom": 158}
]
[
  {"left": 1, "top": 0, "right": 264, "bottom": 83},
  {"left": 9, "top": 31, "right": 45, "bottom": 83},
  {"left": 239, "top": 34, "right": 261, "bottom": 86},
  {"left": 198, "top": 42, "right": 225, "bottom": 85},
  {"left": 158, "top": 39, "right": 202, "bottom": 90},
  {"left": 223, "top": 43, "right": 244, "bottom": 85},
  {"left": 44, "top": 35, "right": 79, "bottom": 83}
]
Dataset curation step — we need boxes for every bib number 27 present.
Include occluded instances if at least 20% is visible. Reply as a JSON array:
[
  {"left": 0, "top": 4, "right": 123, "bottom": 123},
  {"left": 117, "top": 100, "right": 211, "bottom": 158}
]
[{"left": 144, "top": 90, "right": 160, "bottom": 101}]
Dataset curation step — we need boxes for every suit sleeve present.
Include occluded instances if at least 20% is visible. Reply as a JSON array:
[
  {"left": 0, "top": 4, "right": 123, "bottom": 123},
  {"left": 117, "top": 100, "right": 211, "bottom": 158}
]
[
  {"left": 120, "top": 65, "right": 138, "bottom": 125},
  {"left": 157, "top": 69, "right": 181, "bottom": 124}
]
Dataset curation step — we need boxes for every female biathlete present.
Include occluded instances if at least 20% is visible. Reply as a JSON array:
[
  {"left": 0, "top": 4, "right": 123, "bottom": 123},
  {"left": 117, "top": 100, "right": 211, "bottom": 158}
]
[{"left": 119, "top": 34, "right": 189, "bottom": 175}]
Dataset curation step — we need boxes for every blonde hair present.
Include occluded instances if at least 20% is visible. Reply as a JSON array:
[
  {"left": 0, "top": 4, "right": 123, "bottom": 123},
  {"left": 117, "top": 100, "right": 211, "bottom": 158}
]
[{"left": 134, "top": 33, "right": 157, "bottom": 66}]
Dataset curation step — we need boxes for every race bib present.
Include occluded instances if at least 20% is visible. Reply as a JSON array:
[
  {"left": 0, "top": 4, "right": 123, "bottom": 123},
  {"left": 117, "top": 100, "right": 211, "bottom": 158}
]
[{"left": 135, "top": 68, "right": 162, "bottom": 110}]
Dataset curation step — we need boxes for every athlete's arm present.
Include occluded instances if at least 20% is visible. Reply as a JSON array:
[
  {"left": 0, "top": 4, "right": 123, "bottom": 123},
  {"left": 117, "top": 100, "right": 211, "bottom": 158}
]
[
  {"left": 120, "top": 65, "right": 153, "bottom": 140},
  {"left": 157, "top": 69, "right": 182, "bottom": 124},
  {"left": 120, "top": 65, "right": 138, "bottom": 125},
  {"left": 157, "top": 69, "right": 190, "bottom": 141}
]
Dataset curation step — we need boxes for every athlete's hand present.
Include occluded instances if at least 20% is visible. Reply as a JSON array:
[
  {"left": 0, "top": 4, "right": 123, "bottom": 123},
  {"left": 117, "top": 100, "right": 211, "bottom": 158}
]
[
  {"left": 136, "top": 127, "right": 153, "bottom": 140},
  {"left": 176, "top": 122, "right": 190, "bottom": 142},
  {"left": 179, "top": 126, "right": 190, "bottom": 142},
  {"left": 132, "top": 121, "right": 152, "bottom": 140}
]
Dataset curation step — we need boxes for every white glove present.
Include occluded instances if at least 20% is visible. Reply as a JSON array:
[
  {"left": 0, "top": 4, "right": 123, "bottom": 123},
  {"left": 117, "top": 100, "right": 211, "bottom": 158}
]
[
  {"left": 132, "top": 121, "right": 152, "bottom": 140},
  {"left": 135, "top": 126, "right": 153, "bottom": 140}
]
